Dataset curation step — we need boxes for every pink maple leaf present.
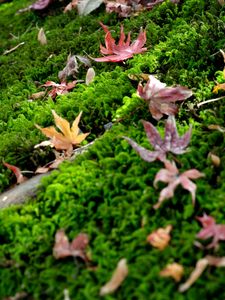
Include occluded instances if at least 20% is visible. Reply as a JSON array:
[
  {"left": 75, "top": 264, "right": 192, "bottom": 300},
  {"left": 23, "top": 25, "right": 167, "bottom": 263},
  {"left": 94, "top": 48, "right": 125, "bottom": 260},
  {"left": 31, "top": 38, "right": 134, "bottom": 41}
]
[
  {"left": 93, "top": 22, "right": 147, "bottom": 62},
  {"left": 137, "top": 75, "right": 192, "bottom": 120},
  {"left": 123, "top": 116, "right": 192, "bottom": 163},
  {"left": 53, "top": 229, "right": 89, "bottom": 262},
  {"left": 196, "top": 214, "right": 225, "bottom": 249},
  {"left": 42, "top": 80, "right": 77, "bottom": 99},
  {"left": 153, "top": 160, "right": 204, "bottom": 209}
]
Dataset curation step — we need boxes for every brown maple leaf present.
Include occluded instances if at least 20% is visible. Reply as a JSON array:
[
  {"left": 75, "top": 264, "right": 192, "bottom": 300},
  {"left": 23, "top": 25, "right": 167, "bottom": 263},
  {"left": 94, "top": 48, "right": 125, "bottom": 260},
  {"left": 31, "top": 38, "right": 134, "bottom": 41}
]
[
  {"left": 153, "top": 160, "right": 204, "bottom": 209},
  {"left": 123, "top": 116, "right": 192, "bottom": 163},
  {"left": 137, "top": 75, "right": 192, "bottom": 120},
  {"left": 3, "top": 162, "right": 27, "bottom": 184},
  {"left": 196, "top": 214, "right": 225, "bottom": 249},
  {"left": 35, "top": 110, "right": 89, "bottom": 153},
  {"left": 53, "top": 229, "right": 89, "bottom": 262},
  {"left": 42, "top": 80, "right": 77, "bottom": 99},
  {"left": 93, "top": 22, "right": 147, "bottom": 62}
]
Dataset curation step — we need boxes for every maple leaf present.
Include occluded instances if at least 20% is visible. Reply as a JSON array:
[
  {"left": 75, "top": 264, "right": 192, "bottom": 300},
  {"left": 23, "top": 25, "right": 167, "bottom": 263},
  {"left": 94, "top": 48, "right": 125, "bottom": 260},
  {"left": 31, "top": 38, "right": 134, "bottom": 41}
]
[
  {"left": 3, "top": 162, "right": 27, "bottom": 184},
  {"left": 42, "top": 80, "right": 77, "bottom": 99},
  {"left": 160, "top": 262, "right": 184, "bottom": 282},
  {"left": 147, "top": 225, "right": 172, "bottom": 250},
  {"left": 137, "top": 75, "right": 192, "bottom": 120},
  {"left": 123, "top": 116, "right": 192, "bottom": 163},
  {"left": 53, "top": 229, "right": 89, "bottom": 262},
  {"left": 35, "top": 110, "right": 90, "bottom": 153},
  {"left": 105, "top": 0, "right": 143, "bottom": 17},
  {"left": 93, "top": 22, "right": 147, "bottom": 62},
  {"left": 196, "top": 214, "right": 225, "bottom": 249},
  {"left": 17, "top": 0, "right": 53, "bottom": 13},
  {"left": 153, "top": 160, "right": 204, "bottom": 209},
  {"left": 100, "top": 258, "right": 128, "bottom": 296}
]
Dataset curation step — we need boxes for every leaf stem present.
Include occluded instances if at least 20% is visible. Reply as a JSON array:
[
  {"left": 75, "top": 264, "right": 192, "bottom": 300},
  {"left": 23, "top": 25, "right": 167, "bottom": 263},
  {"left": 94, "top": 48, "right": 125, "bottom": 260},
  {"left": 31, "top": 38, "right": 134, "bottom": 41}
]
[{"left": 197, "top": 96, "right": 225, "bottom": 108}]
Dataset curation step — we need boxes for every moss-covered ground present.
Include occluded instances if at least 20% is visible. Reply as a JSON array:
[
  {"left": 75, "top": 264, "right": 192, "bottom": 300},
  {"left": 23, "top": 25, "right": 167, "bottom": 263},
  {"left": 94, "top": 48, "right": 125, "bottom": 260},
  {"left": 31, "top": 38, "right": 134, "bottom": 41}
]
[{"left": 0, "top": 0, "right": 225, "bottom": 298}]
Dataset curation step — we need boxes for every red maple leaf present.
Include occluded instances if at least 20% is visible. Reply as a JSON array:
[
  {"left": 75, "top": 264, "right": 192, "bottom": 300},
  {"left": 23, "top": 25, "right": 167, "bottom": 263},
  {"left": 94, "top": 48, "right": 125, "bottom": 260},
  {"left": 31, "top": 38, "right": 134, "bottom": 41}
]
[
  {"left": 153, "top": 160, "right": 204, "bottom": 209},
  {"left": 93, "top": 22, "right": 147, "bottom": 62},
  {"left": 196, "top": 214, "right": 225, "bottom": 249},
  {"left": 42, "top": 80, "right": 77, "bottom": 99},
  {"left": 137, "top": 75, "right": 192, "bottom": 120},
  {"left": 53, "top": 229, "right": 89, "bottom": 262},
  {"left": 123, "top": 116, "right": 192, "bottom": 163},
  {"left": 3, "top": 162, "right": 27, "bottom": 184}
]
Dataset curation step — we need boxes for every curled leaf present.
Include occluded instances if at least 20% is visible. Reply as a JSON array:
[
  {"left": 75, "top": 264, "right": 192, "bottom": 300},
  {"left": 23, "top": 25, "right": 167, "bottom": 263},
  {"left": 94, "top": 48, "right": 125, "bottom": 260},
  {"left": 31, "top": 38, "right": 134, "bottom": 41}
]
[
  {"left": 147, "top": 225, "right": 172, "bottom": 250},
  {"left": 100, "top": 258, "right": 128, "bottom": 296},
  {"left": 53, "top": 229, "right": 89, "bottom": 262},
  {"left": 3, "top": 162, "right": 27, "bottom": 184},
  {"left": 160, "top": 263, "right": 184, "bottom": 282},
  {"left": 38, "top": 28, "right": 47, "bottom": 45},
  {"left": 85, "top": 67, "right": 95, "bottom": 85},
  {"left": 77, "top": 0, "right": 103, "bottom": 15}
]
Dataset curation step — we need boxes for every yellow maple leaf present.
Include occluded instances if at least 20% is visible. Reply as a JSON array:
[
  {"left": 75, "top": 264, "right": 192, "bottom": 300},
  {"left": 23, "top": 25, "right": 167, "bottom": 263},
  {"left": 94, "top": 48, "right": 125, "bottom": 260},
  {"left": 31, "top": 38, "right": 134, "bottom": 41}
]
[{"left": 35, "top": 110, "right": 89, "bottom": 152}]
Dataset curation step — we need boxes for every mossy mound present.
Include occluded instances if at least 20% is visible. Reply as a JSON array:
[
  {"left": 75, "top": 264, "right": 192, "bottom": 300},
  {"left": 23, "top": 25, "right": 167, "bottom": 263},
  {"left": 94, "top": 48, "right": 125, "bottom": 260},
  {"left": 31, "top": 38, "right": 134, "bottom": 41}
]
[{"left": 0, "top": 0, "right": 225, "bottom": 299}]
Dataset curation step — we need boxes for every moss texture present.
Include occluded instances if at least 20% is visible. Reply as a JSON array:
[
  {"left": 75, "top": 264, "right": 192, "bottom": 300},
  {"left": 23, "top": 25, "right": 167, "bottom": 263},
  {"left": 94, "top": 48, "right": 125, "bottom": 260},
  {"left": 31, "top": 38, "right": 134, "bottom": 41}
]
[{"left": 0, "top": 0, "right": 225, "bottom": 299}]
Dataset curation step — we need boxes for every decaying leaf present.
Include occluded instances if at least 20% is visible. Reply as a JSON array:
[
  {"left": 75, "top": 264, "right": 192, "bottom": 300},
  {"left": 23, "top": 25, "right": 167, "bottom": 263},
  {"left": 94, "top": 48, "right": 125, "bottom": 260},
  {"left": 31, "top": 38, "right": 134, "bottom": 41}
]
[
  {"left": 38, "top": 27, "right": 47, "bottom": 45},
  {"left": 208, "top": 152, "right": 220, "bottom": 167},
  {"left": 160, "top": 263, "right": 184, "bottom": 282},
  {"left": 124, "top": 116, "right": 192, "bottom": 163},
  {"left": 179, "top": 255, "right": 225, "bottom": 292},
  {"left": 85, "top": 67, "right": 95, "bottom": 85},
  {"left": 153, "top": 160, "right": 204, "bottom": 209},
  {"left": 42, "top": 80, "right": 77, "bottom": 99},
  {"left": 207, "top": 124, "right": 225, "bottom": 133},
  {"left": 53, "top": 229, "right": 89, "bottom": 262},
  {"left": 196, "top": 213, "right": 225, "bottom": 249},
  {"left": 30, "top": 91, "right": 46, "bottom": 100},
  {"left": 17, "top": 0, "right": 53, "bottom": 12},
  {"left": 3, "top": 162, "right": 27, "bottom": 184},
  {"left": 93, "top": 22, "right": 147, "bottom": 62},
  {"left": 35, "top": 110, "right": 90, "bottom": 153},
  {"left": 147, "top": 225, "right": 172, "bottom": 250},
  {"left": 58, "top": 54, "right": 91, "bottom": 82},
  {"left": 3, "top": 292, "right": 28, "bottom": 300},
  {"left": 77, "top": 0, "right": 103, "bottom": 15},
  {"left": 100, "top": 258, "right": 128, "bottom": 296},
  {"left": 137, "top": 75, "right": 192, "bottom": 120},
  {"left": 64, "top": 0, "right": 78, "bottom": 12}
]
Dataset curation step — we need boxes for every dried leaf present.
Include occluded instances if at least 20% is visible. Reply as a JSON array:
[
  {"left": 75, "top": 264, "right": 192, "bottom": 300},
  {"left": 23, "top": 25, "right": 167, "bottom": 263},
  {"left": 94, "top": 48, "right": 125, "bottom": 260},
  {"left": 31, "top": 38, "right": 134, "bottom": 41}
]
[
  {"left": 42, "top": 80, "right": 77, "bottom": 99},
  {"left": 77, "top": 0, "right": 103, "bottom": 15},
  {"left": 208, "top": 152, "right": 220, "bottom": 167},
  {"left": 100, "top": 258, "right": 128, "bottom": 296},
  {"left": 147, "top": 225, "right": 172, "bottom": 250},
  {"left": 153, "top": 160, "right": 204, "bottom": 209},
  {"left": 3, "top": 292, "right": 28, "bottom": 300},
  {"left": 30, "top": 91, "right": 46, "bottom": 100},
  {"left": 85, "top": 67, "right": 95, "bottom": 85},
  {"left": 179, "top": 258, "right": 208, "bottom": 292},
  {"left": 64, "top": 0, "right": 78, "bottom": 12},
  {"left": 35, "top": 110, "right": 89, "bottom": 152},
  {"left": 3, "top": 162, "right": 27, "bottom": 184},
  {"left": 124, "top": 116, "right": 192, "bottom": 163},
  {"left": 138, "top": 75, "right": 192, "bottom": 120},
  {"left": 38, "top": 28, "right": 47, "bottom": 45},
  {"left": 160, "top": 263, "right": 184, "bottom": 282},
  {"left": 207, "top": 124, "right": 225, "bottom": 133},
  {"left": 18, "top": 0, "right": 53, "bottom": 12},
  {"left": 196, "top": 213, "right": 225, "bottom": 249},
  {"left": 53, "top": 229, "right": 89, "bottom": 262},
  {"left": 94, "top": 22, "right": 147, "bottom": 62}
]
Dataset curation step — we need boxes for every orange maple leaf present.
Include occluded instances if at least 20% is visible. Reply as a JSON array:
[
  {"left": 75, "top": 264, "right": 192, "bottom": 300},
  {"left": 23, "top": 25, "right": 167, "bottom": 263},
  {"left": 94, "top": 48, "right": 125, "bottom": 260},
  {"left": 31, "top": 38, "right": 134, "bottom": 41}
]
[{"left": 35, "top": 110, "right": 89, "bottom": 153}]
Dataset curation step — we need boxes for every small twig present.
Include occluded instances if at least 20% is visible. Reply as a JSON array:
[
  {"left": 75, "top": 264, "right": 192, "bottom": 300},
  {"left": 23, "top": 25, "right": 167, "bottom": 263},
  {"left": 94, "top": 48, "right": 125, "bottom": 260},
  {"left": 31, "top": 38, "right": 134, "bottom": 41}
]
[
  {"left": 3, "top": 42, "right": 25, "bottom": 55},
  {"left": 197, "top": 96, "right": 225, "bottom": 108}
]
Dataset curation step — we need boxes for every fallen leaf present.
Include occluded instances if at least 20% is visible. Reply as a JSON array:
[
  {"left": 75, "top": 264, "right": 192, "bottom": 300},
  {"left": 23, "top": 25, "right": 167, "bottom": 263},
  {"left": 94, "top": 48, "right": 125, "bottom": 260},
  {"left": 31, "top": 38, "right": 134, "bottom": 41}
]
[
  {"left": 17, "top": 0, "right": 53, "bottom": 12},
  {"left": 77, "top": 0, "right": 103, "bottom": 15},
  {"left": 38, "top": 27, "right": 47, "bottom": 45},
  {"left": 208, "top": 152, "right": 220, "bottom": 167},
  {"left": 35, "top": 110, "right": 90, "bottom": 153},
  {"left": 147, "top": 225, "right": 172, "bottom": 250},
  {"left": 93, "top": 22, "right": 147, "bottom": 62},
  {"left": 160, "top": 263, "right": 184, "bottom": 282},
  {"left": 179, "top": 257, "right": 208, "bottom": 292},
  {"left": 42, "top": 80, "right": 77, "bottom": 99},
  {"left": 153, "top": 160, "right": 204, "bottom": 209},
  {"left": 3, "top": 162, "right": 27, "bottom": 184},
  {"left": 3, "top": 292, "right": 28, "bottom": 300},
  {"left": 85, "top": 67, "right": 95, "bottom": 85},
  {"left": 196, "top": 213, "right": 225, "bottom": 249},
  {"left": 207, "top": 124, "right": 225, "bottom": 133},
  {"left": 137, "top": 75, "right": 192, "bottom": 120},
  {"left": 30, "top": 91, "right": 46, "bottom": 100},
  {"left": 123, "top": 116, "right": 192, "bottom": 163},
  {"left": 100, "top": 258, "right": 128, "bottom": 296},
  {"left": 53, "top": 229, "right": 89, "bottom": 262},
  {"left": 105, "top": 0, "right": 143, "bottom": 17},
  {"left": 64, "top": 0, "right": 78, "bottom": 12}
]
